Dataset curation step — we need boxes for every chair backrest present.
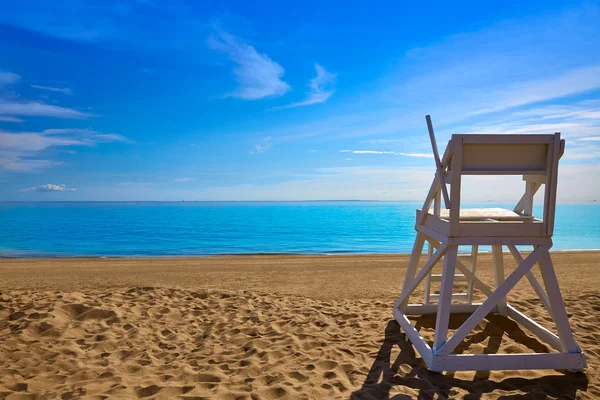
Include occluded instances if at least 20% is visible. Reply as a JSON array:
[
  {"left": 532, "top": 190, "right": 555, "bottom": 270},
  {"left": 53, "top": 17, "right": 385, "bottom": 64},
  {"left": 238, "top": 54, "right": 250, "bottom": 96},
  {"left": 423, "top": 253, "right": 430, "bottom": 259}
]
[
  {"left": 452, "top": 134, "right": 559, "bottom": 175},
  {"left": 447, "top": 133, "right": 563, "bottom": 236}
]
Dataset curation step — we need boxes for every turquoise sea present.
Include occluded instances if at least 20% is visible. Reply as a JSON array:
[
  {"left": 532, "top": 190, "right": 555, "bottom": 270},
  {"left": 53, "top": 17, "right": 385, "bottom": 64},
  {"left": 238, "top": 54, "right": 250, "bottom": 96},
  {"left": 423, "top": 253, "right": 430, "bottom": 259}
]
[{"left": 1, "top": 202, "right": 599, "bottom": 257}]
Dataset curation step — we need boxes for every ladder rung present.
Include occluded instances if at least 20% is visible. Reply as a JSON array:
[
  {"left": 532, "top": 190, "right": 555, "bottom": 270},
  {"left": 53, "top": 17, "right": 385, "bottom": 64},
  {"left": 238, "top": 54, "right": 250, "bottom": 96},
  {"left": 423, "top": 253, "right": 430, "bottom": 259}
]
[
  {"left": 457, "top": 255, "right": 473, "bottom": 261},
  {"left": 430, "top": 293, "right": 469, "bottom": 302},
  {"left": 429, "top": 274, "right": 468, "bottom": 282}
]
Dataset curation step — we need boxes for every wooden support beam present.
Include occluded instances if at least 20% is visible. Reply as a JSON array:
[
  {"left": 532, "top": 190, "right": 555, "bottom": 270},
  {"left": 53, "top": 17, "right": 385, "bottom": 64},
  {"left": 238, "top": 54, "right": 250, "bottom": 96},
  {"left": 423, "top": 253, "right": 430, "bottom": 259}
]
[
  {"left": 392, "top": 308, "right": 433, "bottom": 367},
  {"left": 431, "top": 352, "right": 586, "bottom": 372},
  {"left": 426, "top": 115, "right": 451, "bottom": 209},
  {"left": 492, "top": 245, "right": 508, "bottom": 316},
  {"left": 507, "top": 245, "right": 553, "bottom": 316},
  {"left": 433, "top": 246, "right": 458, "bottom": 351},
  {"left": 397, "top": 232, "right": 426, "bottom": 311},
  {"left": 395, "top": 244, "right": 448, "bottom": 310},
  {"left": 437, "top": 246, "right": 548, "bottom": 355},
  {"left": 506, "top": 305, "right": 561, "bottom": 351},
  {"left": 467, "top": 245, "right": 478, "bottom": 304},
  {"left": 538, "top": 252, "right": 581, "bottom": 353}
]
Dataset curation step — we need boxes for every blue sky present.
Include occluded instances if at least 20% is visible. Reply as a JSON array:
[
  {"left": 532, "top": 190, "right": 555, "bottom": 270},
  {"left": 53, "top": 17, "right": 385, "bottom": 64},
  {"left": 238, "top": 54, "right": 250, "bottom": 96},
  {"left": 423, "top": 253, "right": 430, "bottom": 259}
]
[{"left": 1, "top": 0, "right": 600, "bottom": 201}]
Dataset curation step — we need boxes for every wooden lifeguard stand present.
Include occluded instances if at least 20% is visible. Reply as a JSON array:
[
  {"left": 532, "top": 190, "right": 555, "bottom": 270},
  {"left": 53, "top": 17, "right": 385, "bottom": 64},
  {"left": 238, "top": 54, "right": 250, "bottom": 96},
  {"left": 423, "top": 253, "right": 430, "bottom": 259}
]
[{"left": 392, "top": 115, "right": 587, "bottom": 372}]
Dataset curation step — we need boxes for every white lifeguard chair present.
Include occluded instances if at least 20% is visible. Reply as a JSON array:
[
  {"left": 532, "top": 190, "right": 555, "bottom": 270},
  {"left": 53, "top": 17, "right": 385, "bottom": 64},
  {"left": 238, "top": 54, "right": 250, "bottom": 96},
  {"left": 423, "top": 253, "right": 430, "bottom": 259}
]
[{"left": 392, "top": 115, "right": 587, "bottom": 372}]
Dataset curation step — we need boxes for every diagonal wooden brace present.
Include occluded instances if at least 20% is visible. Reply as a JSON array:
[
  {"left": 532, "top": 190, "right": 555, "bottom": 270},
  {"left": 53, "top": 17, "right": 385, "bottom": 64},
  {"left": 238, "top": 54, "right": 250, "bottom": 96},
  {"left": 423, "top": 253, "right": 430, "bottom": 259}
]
[
  {"left": 436, "top": 245, "right": 548, "bottom": 355},
  {"left": 395, "top": 244, "right": 448, "bottom": 310}
]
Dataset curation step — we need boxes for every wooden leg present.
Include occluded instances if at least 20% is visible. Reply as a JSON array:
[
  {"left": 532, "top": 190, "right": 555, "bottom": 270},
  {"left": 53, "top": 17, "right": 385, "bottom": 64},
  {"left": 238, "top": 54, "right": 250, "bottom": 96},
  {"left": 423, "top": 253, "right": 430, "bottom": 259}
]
[
  {"left": 424, "top": 241, "right": 434, "bottom": 304},
  {"left": 433, "top": 246, "right": 458, "bottom": 352},
  {"left": 508, "top": 245, "right": 553, "bottom": 317},
  {"left": 492, "top": 245, "right": 508, "bottom": 316},
  {"left": 467, "top": 245, "right": 478, "bottom": 305},
  {"left": 537, "top": 252, "right": 581, "bottom": 354},
  {"left": 397, "top": 232, "right": 426, "bottom": 312},
  {"left": 437, "top": 245, "right": 548, "bottom": 355}
]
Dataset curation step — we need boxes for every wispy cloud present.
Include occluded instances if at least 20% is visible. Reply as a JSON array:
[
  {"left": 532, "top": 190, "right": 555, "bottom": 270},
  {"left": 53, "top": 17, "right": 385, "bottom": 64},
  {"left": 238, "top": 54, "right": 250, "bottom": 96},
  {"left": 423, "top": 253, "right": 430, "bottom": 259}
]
[
  {"left": 30, "top": 84, "right": 74, "bottom": 95},
  {"left": 470, "top": 65, "right": 600, "bottom": 116},
  {"left": 273, "top": 64, "right": 336, "bottom": 109},
  {"left": 0, "top": 101, "right": 92, "bottom": 119},
  {"left": 18, "top": 184, "right": 76, "bottom": 193},
  {"left": 352, "top": 150, "right": 395, "bottom": 154},
  {"left": 42, "top": 128, "right": 131, "bottom": 143},
  {"left": 398, "top": 153, "right": 433, "bottom": 158},
  {"left": 339, "top": 150, "right": 432, "bottom": 157},
  {"left": 174, "top": 177, "right": 195, "bottom": 183},
  {"left": 251, "top": 136, "right": 273, "bottom": 154},
  {"left": 0, "top": 116, "right": 24, "bottom": 122},
  {"left": 0, "top": 128, "right": 131, "bottom": 172},
  {"left": 0, "top": 71, "right": 20, "bottom": 85},
  {"left": 208, "top": 30, "right": 289, "bottom": 100}
]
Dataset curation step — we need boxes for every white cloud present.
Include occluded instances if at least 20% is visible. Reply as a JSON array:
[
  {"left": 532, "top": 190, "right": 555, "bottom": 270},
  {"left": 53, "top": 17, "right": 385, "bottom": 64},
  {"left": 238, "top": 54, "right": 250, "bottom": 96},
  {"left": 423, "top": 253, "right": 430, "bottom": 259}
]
[
  {"left": 251, "top": 136, "right": 273, "bottom": 154},
  {"left": 0, "top": 101, "right": 91, "bottom": 119},
  {"left": 0, "top": 71, "right": 20, "bottom": 85},
  {"left": 352, "top": 150, "right": 395, "bottom": 154},
  {"left": 174, "top": 177, "right": 195, "bottom": 183},
  {"left": 18, "top": 184, "right": 76, "bottom": 193},
  {"left": 0, "top": 116, "right": 24, "bottom": 122},
  {"left": 399, "top": 153, "right": 434, "bottom": 158},
  {"left": 30, "top": 84, "right": 74, "bottom": 95},
  {"left": 578, "top": 136, "right": 600, "bottom": 141},
  {"left": 273, "top": 64, "right": 336, "bottom": 109},
  {"left": 0, "top": 132, "right": 86, "bottom": 152},
  {"left": 339, "top": 150, "right": 431, "bottom": 157},
  {"left": 0, "top": 153, "right": 62, "bottom": 172},
  {"left": 208, "top": 30, "right": 289, "bottom": 100},
  {"left": 470, "top": 66, "right": 600, "bottom": 116},
  {"left": 0, "top": 128, "right": 131, "bottom": 172}
]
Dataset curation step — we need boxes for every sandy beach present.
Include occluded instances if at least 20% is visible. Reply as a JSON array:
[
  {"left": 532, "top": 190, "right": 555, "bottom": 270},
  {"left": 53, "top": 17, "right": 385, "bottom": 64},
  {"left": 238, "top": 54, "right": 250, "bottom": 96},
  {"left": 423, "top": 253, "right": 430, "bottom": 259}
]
[{"left": 1, "top": 252, "right": 599, "bottom": 399}]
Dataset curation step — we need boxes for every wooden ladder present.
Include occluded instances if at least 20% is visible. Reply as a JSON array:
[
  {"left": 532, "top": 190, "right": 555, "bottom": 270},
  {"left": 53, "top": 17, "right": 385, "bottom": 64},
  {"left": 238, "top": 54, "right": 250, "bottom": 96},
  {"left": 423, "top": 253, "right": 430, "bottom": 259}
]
[{"left": 423, "top": 244, "right": 479, "bottom": 305}]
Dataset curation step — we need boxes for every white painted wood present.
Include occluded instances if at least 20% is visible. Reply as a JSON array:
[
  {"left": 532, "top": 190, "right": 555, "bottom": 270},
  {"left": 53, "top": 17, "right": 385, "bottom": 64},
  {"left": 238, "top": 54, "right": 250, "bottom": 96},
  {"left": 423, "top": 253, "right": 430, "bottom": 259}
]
[
  {"left": 467, "top": 245, "right": 478, "bottom": 304},
  {"left": 454, "top": 257, "right": 493, "bottom": 297},
  {"left": 522, "top": 174, "right": 546, "bottom": 184},
  {"left": 429, "top": 293, "right": 469, "bottom": 302},
  {"left": 431, "top": 352, "right": 586, "bottom": 372},
  {"left": 437, "top": 246, "right": 548, "bottom": 355},
  {"left": 423, "top": 240, "right": 434, "bottom": 304},
  {"left": 433, "top": 246, "right": 459, "bottom": 351},
  {"left": 397, "top": 232, "right": 426, "bottom": 311},
  {"left": 449, "top": 136, "right": 462, "bottom": 237},
  {"left": 537, "top": 252, "right": 581, "bottom": 353},
  {"left": 446, "top": 236, "right": 551, "bottom": 246},
  {"left": 507, "top": 245, "right": 553, "bottom": 316},
  {"left": 459, "top": 134, "right": 556, "bottom": 144},
  {"left": 458, "top": 221, "right": 544, "bottom": 237},
  {"left": 418, "top": 175, "right": 441, "bottom": 225},
  {"left": 426, "top": 115, "right": 451, "bottom": 209},
  {"left": 492, "top": 245, "right": 508, "bottom": 316},
  {"left": 439, "top": 208, "right": 534, "bottom": 221},
  {"left": 543, "top": 133, "right": 561, "bottom": 236},
  {"left": 428, "top": 273, "right": 468, "bottom": 282},
  {"left": 506, "top": 305, "right": 561, "bottom": 351},
  {"left": 417, "top": 210, "right": 450, "bottom": 236},
  {"left": 395, "top": 244, "right": 448, "bottom": 310},
  {"left": 397, "top": 121, "right": 583, "bottom": 372},
  {"left": 392, "top": 307, "right": 434, "bottom": 367}
]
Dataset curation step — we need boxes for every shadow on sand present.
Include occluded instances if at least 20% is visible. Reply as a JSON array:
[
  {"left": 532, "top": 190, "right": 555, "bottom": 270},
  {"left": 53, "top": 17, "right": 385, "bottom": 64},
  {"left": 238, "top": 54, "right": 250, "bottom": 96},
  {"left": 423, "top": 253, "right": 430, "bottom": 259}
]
[{"left": 350, "top": 318, "right": 588, "bottom": 399}]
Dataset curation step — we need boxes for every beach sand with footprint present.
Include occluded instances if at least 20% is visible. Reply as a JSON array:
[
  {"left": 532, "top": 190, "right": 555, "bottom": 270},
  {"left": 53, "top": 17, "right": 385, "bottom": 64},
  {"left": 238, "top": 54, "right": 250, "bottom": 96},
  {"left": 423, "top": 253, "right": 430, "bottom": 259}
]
[{"left": 1, "top": 253, "right": 599, "bottom": 399}]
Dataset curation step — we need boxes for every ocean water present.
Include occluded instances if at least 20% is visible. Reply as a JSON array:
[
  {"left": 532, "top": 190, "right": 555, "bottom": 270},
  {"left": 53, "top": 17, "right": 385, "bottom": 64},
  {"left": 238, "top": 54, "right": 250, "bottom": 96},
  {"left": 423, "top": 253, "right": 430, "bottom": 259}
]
[{"left": 1, "top": 202, "right": 599, "bottom": 257}]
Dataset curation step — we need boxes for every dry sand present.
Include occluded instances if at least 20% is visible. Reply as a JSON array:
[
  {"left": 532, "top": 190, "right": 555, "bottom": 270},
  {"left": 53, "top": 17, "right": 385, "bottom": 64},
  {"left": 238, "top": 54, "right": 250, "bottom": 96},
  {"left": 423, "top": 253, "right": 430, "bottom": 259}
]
[{"left": 0, "top": 252, "right": 599, "bottom": 399}]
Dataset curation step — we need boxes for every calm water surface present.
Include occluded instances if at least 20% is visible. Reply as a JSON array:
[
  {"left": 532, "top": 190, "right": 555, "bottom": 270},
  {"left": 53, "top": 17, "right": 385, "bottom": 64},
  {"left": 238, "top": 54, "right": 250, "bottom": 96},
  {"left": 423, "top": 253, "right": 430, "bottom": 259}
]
[{"left": 1, "top": 202, "right": 599, "bottom": 257}]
